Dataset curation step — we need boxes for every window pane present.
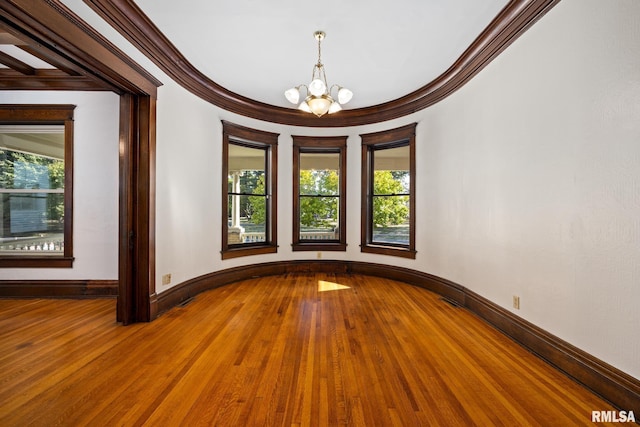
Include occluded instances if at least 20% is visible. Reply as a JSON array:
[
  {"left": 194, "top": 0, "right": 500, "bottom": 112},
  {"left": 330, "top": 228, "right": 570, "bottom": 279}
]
[
  {"left": 371, "top": 145, "right": 410, "bottom": 244},
  {"left": 299, "top": 152, "right": 339, "bottom": 196},
  {"left": 228, "top": 195, "right": 266, "bottom": 244},
  {"left": 300, "top": 196, "right": 339, "bottom": 240},
  {"left": 373, "top": 145, "right": 410, "bottom": 195},
  {"left": 227, "top": 143, "right": 268, "bottom": 245},
  {"left": 372, "top": 195, "right": 410, "bottom": 245},
  {"left": 299, "top": 152, "right": 339, "bottom": 241},
  {"left": 0, "top": 125, "right": 65, "bottom": 256}
]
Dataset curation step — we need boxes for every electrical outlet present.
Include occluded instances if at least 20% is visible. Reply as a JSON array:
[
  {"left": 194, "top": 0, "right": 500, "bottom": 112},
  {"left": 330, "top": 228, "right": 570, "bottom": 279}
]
[
  {"left": 513, "top": 295, "right": 520, "bottom": 310},
  {"left": 317, "top": 252, "right": 322, "bottom": 259},
  {"left": 162, "top": 273, "right": 172, "bottom": 286}
]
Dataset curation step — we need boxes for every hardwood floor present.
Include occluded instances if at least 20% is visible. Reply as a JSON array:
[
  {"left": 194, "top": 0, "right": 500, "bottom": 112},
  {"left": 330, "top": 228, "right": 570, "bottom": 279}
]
[{"left": 0, "top": 273, "right": 619, "bottom": 426}]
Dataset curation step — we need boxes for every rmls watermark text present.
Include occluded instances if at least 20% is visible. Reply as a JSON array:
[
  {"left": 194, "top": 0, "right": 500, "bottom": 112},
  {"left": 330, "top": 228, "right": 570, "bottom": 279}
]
[{"left": 591, "top": 410, "right": 635, "bottom": 423}]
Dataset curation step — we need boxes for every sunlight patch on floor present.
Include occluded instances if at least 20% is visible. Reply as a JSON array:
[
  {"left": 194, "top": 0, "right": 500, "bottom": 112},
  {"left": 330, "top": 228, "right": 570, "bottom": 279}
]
[{"left": 318, "top": 280, "right": 350, "bottom": 292}]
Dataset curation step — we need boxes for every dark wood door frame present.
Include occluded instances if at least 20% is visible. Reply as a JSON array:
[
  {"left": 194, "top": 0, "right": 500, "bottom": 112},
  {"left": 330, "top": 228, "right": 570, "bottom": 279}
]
[
  {"left": 118, "top": 94, "right": 158, "bottom": 324},
  {"left": 0, "top": 1, "right": 161, "bottom": 323}
]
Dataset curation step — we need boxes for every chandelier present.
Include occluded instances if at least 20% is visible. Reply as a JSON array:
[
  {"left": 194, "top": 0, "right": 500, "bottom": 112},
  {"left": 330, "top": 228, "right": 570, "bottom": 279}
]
[{"left": 284, "top": 31, "right": 353, "bottom": 117}]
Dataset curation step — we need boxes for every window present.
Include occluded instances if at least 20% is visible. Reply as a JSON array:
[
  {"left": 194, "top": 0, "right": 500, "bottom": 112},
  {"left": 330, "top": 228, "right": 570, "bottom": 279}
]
[
  {"left": 221, "top": 121, "right": 278, "bottom": 259},
  {"left": 361, "top": 123, "right": 416, "bottom": 259},
  {"left": 0, "top": 105, "right": 75, "bottom": 268},
  {"left": 292, "top": 136, "right": 347, "bottom": 251}
]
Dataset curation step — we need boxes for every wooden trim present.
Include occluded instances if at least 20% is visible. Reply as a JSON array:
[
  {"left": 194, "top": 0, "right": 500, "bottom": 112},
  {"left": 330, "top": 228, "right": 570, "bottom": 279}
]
[
  {"left": 0, "top": 70, "right": 107, "bottom": 91},
  {"left": 0, "top": 0, "right": 161, "bottom": 94},
  {"left": 0, "top": 50, "right": 35, "bottom": 74},
  {"left": 117, "top": 95, "right": 134, "bottom": 324},
  {"left": 0, "top": 104, "right": 75, "bottom": 269},
  {"left": 0, "top": 279, "right": 117, "bottom": 298},
  {"left": 0, "top": 103, "right": 75, "bottom": 120},
  {"left": 83, "top": 0, "right": 559, "bottom": 127},
  {"left": 1, "top": 5, "right": 161, "bottom": 324},
  {"left": 156, "top": 259, "right": 640, "bottom": 414},
  {"left": 462, "top": 289, "right": 640, "bottom": 414},
  {"left": 63, "top": 115, "right": 74, "bottom": 263},
  {"left": 0, "top": 257, "right": 74, "bottom": 268},
  {"left": 221, "top": 121, "right": 279, "bottom": 260},
  {"left": 360, "top": 123, "right": 419, "bottom": 146},
  {"left": 292, "top": 135, "right": 347, "bottom": 252},
  {"left": 18, "top": 45, "right": 82, "bottom": 76},
  {"left": 117, "top": 94, "right": 157, "bottom": 324},
  {"left": 360, "top": 124, "right": 417, "bottom": 259}
]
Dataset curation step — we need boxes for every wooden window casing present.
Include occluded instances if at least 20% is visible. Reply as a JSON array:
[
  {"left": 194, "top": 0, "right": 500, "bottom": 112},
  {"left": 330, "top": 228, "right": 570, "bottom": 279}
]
[
  {"left": 360, "top": 123, "right": 416, "bottom": 259},
  {"left": 0, "top": 105, "right": 75, "bottom": 268},
  {"left": 292, "top": 135, "right": 347, "bottom": 252}
]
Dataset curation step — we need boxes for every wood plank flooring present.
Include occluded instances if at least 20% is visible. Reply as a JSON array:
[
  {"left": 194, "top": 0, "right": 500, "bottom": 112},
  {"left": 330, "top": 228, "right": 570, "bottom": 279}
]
[{"left": 0, "top": 273, "right": 619, "bottom": 426}]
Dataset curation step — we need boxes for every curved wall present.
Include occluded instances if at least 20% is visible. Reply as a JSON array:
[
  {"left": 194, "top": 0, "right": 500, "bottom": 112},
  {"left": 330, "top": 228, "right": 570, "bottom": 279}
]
[
  {"left": 419, "top": 0, "right": 640, "bottom": 379},
  {"left": 153, "top": 0, "right": 639, "bottom": 381}
]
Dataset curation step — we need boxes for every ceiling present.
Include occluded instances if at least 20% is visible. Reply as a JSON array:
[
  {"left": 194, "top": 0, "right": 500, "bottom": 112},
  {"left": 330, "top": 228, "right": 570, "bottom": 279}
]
[
  {"left": 133, "top": 0, "right": 509, "bottom": 110},
  {"left": 0, "top": 0, "right": 533, "bottom": 118}
]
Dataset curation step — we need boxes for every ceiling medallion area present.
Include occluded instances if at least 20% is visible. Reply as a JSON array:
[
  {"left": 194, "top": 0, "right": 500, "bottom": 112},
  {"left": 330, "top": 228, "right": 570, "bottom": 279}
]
[
  {"left": 284, "top": 31, "right": 353, "bottom": 118},
  {"left": 84, "top": 0, "right": 561, "bottom": 127}
]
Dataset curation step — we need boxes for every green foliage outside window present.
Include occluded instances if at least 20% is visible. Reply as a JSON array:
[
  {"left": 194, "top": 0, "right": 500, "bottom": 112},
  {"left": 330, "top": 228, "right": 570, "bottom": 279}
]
[
  {"left": 372, "top": 170, "right": 409, "bottom": 227},
  {"left": 236, "top": 168, "right": 409, "bottom": 230},
  {"left": 299, "top": 169, "right": 338, "bottom": 228},
  {"left": 0, "top": 149, "right": 65, "bottom": 224}
]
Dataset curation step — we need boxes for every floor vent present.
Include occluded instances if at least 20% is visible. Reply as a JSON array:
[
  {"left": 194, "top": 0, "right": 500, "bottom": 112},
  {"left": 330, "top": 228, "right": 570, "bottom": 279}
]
[
  {"left": 178, "top": 297, "right": 195, "bottom": 307},
  {"left": 439, "top": 297, "right": 460, "bottom": 308}
]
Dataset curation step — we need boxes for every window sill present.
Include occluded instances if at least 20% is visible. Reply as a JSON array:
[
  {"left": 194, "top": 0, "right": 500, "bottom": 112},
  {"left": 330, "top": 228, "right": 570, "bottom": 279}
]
[
  {"left": 0, "top": 256, "right": 74, "bottom": 268},
  {"left": 360, "top": 245, "right": 416, "bottom": 259},
  {"left": 221, "top": 245, "right": 277, "bottom": 260},
  {"left": 292, "top": 242, "right": 347, "bottom": 252}
]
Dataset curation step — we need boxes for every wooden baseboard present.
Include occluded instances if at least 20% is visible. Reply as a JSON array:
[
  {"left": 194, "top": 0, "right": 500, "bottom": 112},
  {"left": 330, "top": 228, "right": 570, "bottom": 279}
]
[
  {"left": 156, "top": 259, "right": 639, "bottom": 414},
  {"left": 0, "top": 280, "right": 118, "bottom": 298},
  {"left": 462, "top": 288, "right": 640, "bottom": 415}
]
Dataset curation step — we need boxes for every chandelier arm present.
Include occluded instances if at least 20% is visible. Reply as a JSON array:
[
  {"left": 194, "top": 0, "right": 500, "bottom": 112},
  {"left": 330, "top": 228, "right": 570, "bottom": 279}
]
[{"left": 319, "top": 65, "right": 329, "bottom": 90}]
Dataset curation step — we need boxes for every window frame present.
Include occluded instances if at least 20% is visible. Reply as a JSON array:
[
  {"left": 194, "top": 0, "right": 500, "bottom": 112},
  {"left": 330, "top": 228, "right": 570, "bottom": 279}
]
[
  {"left": 360, "top": 123, "right": 416, "bottom": 259},
  {"left": 221, "top": 121, "right": 278, "bottom": 259},
  {"left": 0, "top": 104, "right": 75, "bottom": 268},
  {"left": 292, "top": 135, "right": 347, "bottom": 252}
]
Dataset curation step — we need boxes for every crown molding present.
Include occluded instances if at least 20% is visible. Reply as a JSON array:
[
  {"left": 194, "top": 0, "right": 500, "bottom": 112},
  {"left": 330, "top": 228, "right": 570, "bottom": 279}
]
[{"left": 84, "top": 0, "right": 560, "bottom": 127}]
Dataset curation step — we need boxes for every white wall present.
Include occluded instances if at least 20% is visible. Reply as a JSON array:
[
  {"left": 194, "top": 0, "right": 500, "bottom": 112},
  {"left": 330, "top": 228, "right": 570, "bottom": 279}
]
[
  {"left": 21, "top": 0, "right": 636, "bottom": 379},
  {"left": 154, "top": 0, "right": 639, "bottom": 379},
  {"left": 0, "top": 91, "right": 120, "bottom": 280},
  {"left": 419, "top": 0, "right": 640, "bottom": 378}
]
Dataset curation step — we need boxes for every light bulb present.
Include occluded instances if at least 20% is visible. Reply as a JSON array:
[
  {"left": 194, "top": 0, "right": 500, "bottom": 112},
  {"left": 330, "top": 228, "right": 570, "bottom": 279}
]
[
  {"left": 338, "top": 87, "right": 353, "bottom": 104},
  {"left": 306, "top": 95, "right": 332, "bottom": 117},
  {"left": 298, "top": 101, "right": 312, "bottom": 113},
  {"left": 308, "top": 79, "right": 326, "bottom": 97},
  {"left": 328, "top": 101, "right": 342, "bottom": 114},
  {"left": 284, "top": 87, "right": 300, "bottom": 104}
]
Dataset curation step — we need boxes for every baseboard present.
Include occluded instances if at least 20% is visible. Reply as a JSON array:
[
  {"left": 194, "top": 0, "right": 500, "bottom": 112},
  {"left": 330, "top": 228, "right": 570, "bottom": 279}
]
[
  {"left": 0, "top": 280, "right": 118, "bottom": 298},
  {"left": 155, "top": 259, "right": 639, "bottom": 414},
  {"left": 462, "top": 288, "right": 640, "bottom": 415}
]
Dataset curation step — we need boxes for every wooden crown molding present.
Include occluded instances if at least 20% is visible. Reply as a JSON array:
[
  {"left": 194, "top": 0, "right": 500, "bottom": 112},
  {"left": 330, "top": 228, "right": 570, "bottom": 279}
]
[{"left": 84, "top": 0, "right": 560, "bottom": 127}]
